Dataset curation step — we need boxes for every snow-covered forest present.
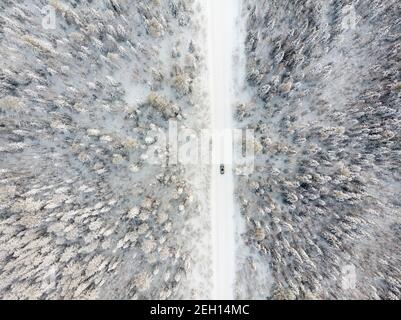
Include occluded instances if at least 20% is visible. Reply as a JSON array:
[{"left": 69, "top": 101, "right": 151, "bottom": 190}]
[
  {"left": 235, "top": 0, "right": 401, "bottom": 299},
  {"left": 0, "top": 0, "right": 211, "bottom": 299},
  {"left": 0, "top": 0, "right": 400, "bottom": 300}
]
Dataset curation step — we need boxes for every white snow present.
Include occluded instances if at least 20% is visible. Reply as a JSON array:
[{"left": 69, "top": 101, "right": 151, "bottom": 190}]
[{"left": 204, "top": 0, "right": 241, "bottom": 300}]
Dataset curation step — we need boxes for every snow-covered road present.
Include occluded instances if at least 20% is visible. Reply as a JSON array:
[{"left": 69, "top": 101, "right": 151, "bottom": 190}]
[{"left": 205, "top": 0, "right": 240, "bottom": 300}]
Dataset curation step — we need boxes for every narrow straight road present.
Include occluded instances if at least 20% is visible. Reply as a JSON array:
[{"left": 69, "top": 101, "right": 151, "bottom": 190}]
[{"left": 205, "top": 0, "right": 239, "bottom": 300}]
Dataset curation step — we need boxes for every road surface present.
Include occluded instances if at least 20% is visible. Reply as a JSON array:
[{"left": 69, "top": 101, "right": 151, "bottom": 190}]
[{"left": 205, "top": 0, "right": 240, "bottom": 300}]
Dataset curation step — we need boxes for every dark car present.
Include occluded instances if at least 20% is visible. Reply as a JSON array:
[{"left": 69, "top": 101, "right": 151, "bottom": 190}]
[{"left": 220, "top": 164, "right": 225, "bottom": 175}]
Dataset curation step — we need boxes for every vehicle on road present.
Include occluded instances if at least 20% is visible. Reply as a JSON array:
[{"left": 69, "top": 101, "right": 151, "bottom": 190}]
[{"left": 220, "top": 164, "right": 225, "bottom": 175}]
